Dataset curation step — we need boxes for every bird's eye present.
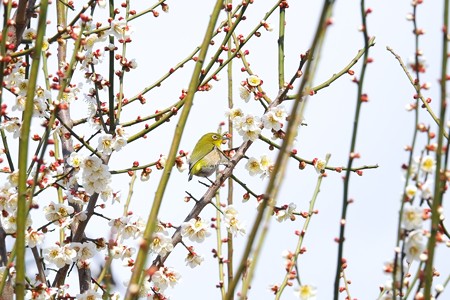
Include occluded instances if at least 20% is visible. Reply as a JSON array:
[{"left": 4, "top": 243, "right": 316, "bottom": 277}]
[{"left": 212, "top": 135, "right": 218, "bottom": 140}]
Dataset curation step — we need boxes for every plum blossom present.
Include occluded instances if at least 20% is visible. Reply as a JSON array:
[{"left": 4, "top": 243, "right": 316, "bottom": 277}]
[
  {"left": 239, "top": 86, "right": 251, "bottom": 102},
  {"left": 185, "top": 250, "right": 204, "bottom": 268},
  {"left": 70, "top": 242, "right": 97, "bottom": 261},
  {"left": 402, "top": 204, "right": 423, "bottom": 230},
  {"left": 233, "top": 114, "right": 261, "bottom": 133},
  {"left": 181, "top": 218, "right": 211, "bottom": 242},
  {"left": 240, "top": 127, "right": 262, "bottom": 141},
  {"left": 420, "top": 155, "right": 435, "bottom": 173},
  {"left": 108, "top": 20, "right": 133, "bottom": 40},
  {"left": 1, "top": 118, "right": 21, "bottom": 138},
  {"left": 262, "top": 105, "right": 287, "bottom": 131},
  {"left": 246, "top": 155, "right": 273, "bottom": 178},
  {"left": 420, "top": 179, "right": 433, "bottom": 199},
  {"left": 25, "top": 229, "right": 45, "bottom": 248},
  {"left": 1, "top": 210, "right": 32, "bottom": 234},
  {"left": 276, "top": 203, "right": 297, "bottom": 222},
  {"left": 245, "top": 157, "right": 263, "bottom": 176},
  {"left": 44, "top": 244, "right": 77, "bottom": 268},
  {"left": 150, "top": 232, "right": 174, "bottom": 256},
  {"left": 44, "top": 201, "right": 74, "bottom": 225},
  {"left": 405, "top": 230, "right": 425, "bottom": 262},
  {"left": 81, "top": 156, "right": 111, "bottom": 195},
  {"left": 67, "top": 152, "right": 85, "bottom": 169},
  {"left": 405, "top": 184, "right": 417, "bottom": 199},
  {"left": 313, "top": 158, "right": 326, "bottom": 174},
  {"left": 259, "top": 154, "right": 273, "bottom": 178},
  {"left": 247, "top": 75, "right": 262, "bottom": 87},
  {"left": 223, "top": 205, "right": 246, "bottom": 237},
  {"left": 97, "top": 133, "right": 113, "bottom": 155},
  {"left": 76, "top": 289, "right": 102, "bottom": 300},
  {"left": 108, "top": 126, "right": 129, "bottom": 152},
  {"left": 151, "top": 266, "right": 181, "bottom": 291},
  {"left": 25, "top": 284, "right": 58, "bottom": 300},
  {"left": 226, "top": 107, "right": 244, "bottom": 121},
  {"left": 294, "top": 284, "right": 317, "bottom": 300}
]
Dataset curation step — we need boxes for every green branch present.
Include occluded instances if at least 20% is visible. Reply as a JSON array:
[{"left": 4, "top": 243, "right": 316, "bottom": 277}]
[
  {"left": 227, "top": 1, "right": 336, "bottom": 298},
  {"left": 15, "top": 1, "right": 48, "bottom": 298},
  {"left": 424, "top": 0, "right": 449, "bottom": 297},
  {"left": 124, "top": 1, "right": 224, "bottom": 298}
]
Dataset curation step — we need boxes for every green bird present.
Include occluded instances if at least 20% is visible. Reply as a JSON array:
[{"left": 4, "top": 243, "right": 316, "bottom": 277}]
[{"left": 188, "top": 132, "right": 228, "bottom": 181}]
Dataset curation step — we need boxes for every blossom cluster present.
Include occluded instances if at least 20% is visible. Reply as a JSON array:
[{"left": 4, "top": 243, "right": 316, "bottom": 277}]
[
  {"left": 0, "top": 172, "right": 33, "bottom": 235},
  {"left": 0, "top": 59, "right": 52, "bottom": 140},
  {"left": 227, "top": 102, "right": 288, "bottom": 142},
  {"left": 0, "top": 2, "right": 186, "bottom": 299},
  {"left": 245, "top": 154, "right": 274, "bottom": 178},
  {"left": 380, "top": 154, "right": 438, "bottom": 298},
  {"left": 223, "top": 205, "right": 246, "bottom": 237},
  {"left": 67, "top": 153, "right": 113, "bottom": 200}
]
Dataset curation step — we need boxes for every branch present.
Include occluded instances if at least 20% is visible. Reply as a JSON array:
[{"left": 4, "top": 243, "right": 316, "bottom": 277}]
[
  {"left": 8, "top": 0, "right": 37, "bottom": 51},
  {"left": 386, "top": 46, "right": 448, "bottom": 140}
]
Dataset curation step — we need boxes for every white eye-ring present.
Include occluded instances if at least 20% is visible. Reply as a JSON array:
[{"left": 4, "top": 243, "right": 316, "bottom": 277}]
[{"left": 212, "top": 135, "right": 218, "bottom": 140}]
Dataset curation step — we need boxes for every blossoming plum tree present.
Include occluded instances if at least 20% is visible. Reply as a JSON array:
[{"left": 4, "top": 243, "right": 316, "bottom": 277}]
[{"left": 0, "top": 0, "right": 448, "bottom": 300}]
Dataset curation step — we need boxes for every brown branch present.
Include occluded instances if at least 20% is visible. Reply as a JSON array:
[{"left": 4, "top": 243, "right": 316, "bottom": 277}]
[
  {"left": 152, "top": 139, "right": 253, "bottom": 268},
  {"left": 0, "top": 227, "right": 7, "bottom": 266},
  {"left": 8, "top": 0, "right": 37, "bottom": 51}
]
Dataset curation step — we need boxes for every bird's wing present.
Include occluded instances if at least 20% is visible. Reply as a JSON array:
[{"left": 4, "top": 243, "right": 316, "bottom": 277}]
[{"left": 188, "top": 144, "right": 216, "bottom": 174}]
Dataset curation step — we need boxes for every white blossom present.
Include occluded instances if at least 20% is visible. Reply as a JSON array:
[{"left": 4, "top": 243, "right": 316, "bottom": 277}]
[
  {"left": 25, "top": 284, "right": 58, "bottom": 300},
  {"left": 108, "top": 20, "right": 133, "bottom": 40},
  {"left": 224, "top": 214, "right": 246, "bottom": 237},
  {"left": 99, "top": 185, "right": 113, "bottom": 202},
  {"left": 151, "top": 266, "right": 181, "bottom": 291},
  {"left": 25, "top": 229, "right": 45, "bottom": 248},
  {"left": 76, "top": 289, "right": 102, "bottom": 300},
  {"left": 112, "top": 136, "right": 127, "bottom": 151},
  {"left": 44, "top": 244, "right": 77, "bottom": 268},
  {"left": 44, "top": 201, "right": 74, "bottom": 225},
  {"left": 402, "top": 204, "right": 423, "bottom": 230},
  {"left": 1, "top": 118, "right": 21, "bottom": 138},
  {"left": 313, "top": 158, "right": 326, "bottom": 173},
  {"left": 97, "top": 133, "right": 114, "bottom": 155},
  {"left": 1, "top": 210, "right": 32, "bottom": 234},
  {"left": 233, "top": 114, "right": 261, "bottom": 133},
  {"left": 259, "top": 154, "right": 273, "bottom": 179},
  {"left": 83, "top": 34, "right": 100, "bottom": 51},
  {"left": 420, "top": 155, "right": 435, "bottom": 173},
  {"left": 276, "top": 203, "right": 297, "bottom": 222},
  {"left": 223, "top": 205, "right": 246, "bottom": 237},
  {"left": 405, "top": 230, "right": 425, "bottom": 262},
  {"left": 185, "top": 251, "right": 204, "bottom": 268},
  {"left": 239, "top": 86, "right": 251, "bottom": 102},
  {"left": 181, "top": 218, "right": 211, "bottom": 242},
  {"left": 81, "top": 156, "right": 111, "bottom": 195},
  {"left": 421, "top": 179, "right": 433, "bottom": 199},
  {"left": 226, "top": 107, "right": 244, "bottom": 121},
  {"left": 262, "top": 105, "right": 287, "bottom": 131},
  {"left": 405, "top": 184, "right": 417, "bottom": 199},
  {"left": 67, "top": 152, "right": 85, "bottom": 169},
  {"left": 247, "top": 75, "right": 261, "bottom": 87},
  {"left": 294, "top": 284, "right": 317, "bottom": 300},
  {"left": 22, "top": 28, "right": 36, "bottom": 40},
  {"left": 150, "top": 232, "right": 174, "bottom": 256},
  {"left": 245, "top": 157, "right": 263, "bottom": 176},
  {"left": 240, "top": 127, "right": 262, "bottom": 141},
  {"left": 71, "top": 242, "right": 97, "bottom": 261}
]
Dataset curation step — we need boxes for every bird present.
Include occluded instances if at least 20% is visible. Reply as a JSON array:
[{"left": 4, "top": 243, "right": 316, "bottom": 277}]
[{"left": 188, "top": 132, "right": 228, "bottom": 181}]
